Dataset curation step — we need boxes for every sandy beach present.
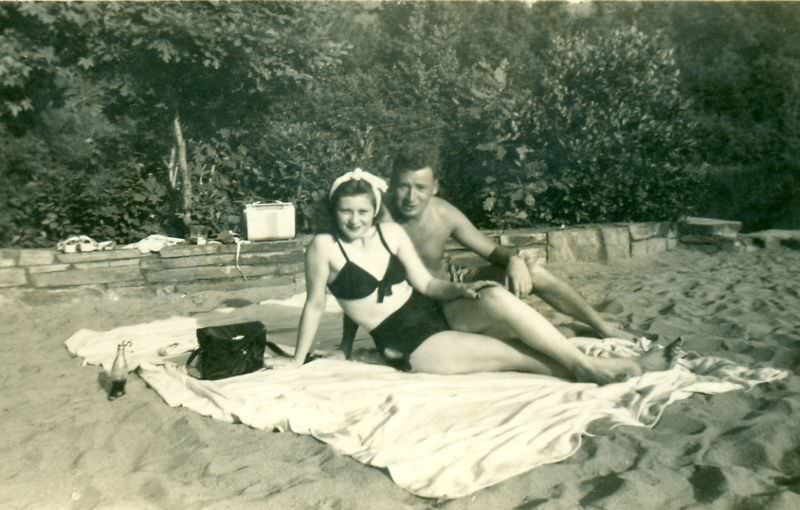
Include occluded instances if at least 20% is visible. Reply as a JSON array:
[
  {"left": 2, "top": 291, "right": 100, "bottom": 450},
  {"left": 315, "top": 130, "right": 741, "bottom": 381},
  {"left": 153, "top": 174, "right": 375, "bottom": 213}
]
[{"left": 1, "top": 246, "right": 799, "bottom": 510}]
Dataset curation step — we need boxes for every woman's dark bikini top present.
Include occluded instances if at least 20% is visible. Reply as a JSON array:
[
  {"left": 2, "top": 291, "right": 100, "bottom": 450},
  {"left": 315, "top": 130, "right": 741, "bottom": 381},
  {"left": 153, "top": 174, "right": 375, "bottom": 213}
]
[{"left": 328, "top": 224, "right": 406, "bottom": 302}]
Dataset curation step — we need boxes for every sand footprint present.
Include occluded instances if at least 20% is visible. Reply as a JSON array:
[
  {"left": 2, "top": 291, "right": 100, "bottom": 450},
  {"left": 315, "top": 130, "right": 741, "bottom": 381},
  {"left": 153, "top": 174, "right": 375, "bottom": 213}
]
[
  {"left": 578, "top": 473, "right": 625, "bottom": 508},
  {"left": 689, "top": 465, "right": 728, "bottom": 504},
  {"left": 656, "top": 414, "right": 707, "bottom": 435},
  {"left": 311, "top": 497, "right": 344, "bottom": 510}
]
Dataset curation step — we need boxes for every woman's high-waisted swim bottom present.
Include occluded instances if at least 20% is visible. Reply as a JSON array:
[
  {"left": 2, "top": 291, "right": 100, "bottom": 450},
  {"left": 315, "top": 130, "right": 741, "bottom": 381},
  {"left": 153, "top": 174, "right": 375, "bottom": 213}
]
[{"left": 369, "top": 291, "right": 450, "bottom": 371}]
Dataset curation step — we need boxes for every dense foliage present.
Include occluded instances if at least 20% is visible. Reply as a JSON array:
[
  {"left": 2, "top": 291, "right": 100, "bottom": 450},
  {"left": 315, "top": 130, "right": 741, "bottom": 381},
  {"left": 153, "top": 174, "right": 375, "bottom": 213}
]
[{"left": 1, "top": 2, "right": 798, "bottom": 246}]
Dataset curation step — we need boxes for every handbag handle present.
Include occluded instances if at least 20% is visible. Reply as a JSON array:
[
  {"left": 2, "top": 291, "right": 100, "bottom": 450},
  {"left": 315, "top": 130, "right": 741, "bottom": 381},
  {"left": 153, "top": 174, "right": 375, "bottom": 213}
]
[
  {"left": 184, "top": 342, "right": 317, "bottom": 375},
  {"left": 185, "top": 348, "right": 200, "bottom": 370},
  {"left": 266, "top": 341, "right": 319, "bottom": 363}
]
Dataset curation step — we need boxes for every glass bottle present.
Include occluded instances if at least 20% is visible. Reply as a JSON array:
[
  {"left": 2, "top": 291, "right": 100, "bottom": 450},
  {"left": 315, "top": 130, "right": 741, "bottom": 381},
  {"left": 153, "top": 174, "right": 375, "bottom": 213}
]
[{"left": 108, "top": 341, "right": 130, "bottom": 401}]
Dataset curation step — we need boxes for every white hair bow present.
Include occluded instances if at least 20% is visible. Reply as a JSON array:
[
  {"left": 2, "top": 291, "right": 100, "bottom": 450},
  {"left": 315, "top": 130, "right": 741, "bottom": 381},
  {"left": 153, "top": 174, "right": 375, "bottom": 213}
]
[{"left": 328, "top": 168, "right": 389, "bottom": 215}]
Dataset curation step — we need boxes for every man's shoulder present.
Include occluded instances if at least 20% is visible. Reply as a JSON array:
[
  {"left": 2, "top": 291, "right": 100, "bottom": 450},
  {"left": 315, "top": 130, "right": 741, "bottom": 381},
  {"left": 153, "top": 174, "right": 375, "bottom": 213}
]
[{"left": 431, "top": 197, "right": 472, "bottom": 226}]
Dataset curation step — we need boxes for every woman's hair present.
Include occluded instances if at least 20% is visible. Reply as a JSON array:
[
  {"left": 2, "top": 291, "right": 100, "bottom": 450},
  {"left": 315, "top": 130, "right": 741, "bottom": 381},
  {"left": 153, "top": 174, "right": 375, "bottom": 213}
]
[{"left": 327, "top": 179, "right": 382, "bottom": 232}]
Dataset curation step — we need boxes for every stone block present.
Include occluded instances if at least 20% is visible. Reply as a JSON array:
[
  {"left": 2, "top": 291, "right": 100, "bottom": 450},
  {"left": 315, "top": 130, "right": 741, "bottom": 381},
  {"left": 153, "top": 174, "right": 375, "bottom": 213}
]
[
  {"left": 144, "top": 263, "right": 302, "bottom": 284},
  {"left": 18, "top": 249, "right": 56, "bottom": 266},
  {"left": 16, "top": 286, "right": 107, "bottom": 305},
  {"left": 0, "top": 249, "right": 19, "bottom": 267},
  {"left": 678, "top": 217, "right": 742, "bottom": 239},
  {"left": 629, "top": 222, "right": 672, "bottom": 241},
  {"left": 275, "top": 262, "right": 305, "bottom": 275},
  {"left": 547, "top": 228, "right": 604, "bottom": 263},
  {"left": 0, "top": 268, "right": 27, "bottom": 287},
  {"left": 444, "top": 232, "right": 501, "bottom": 252},
  {"left": 667, "top": 223, "right": 677, "bottom": 239},
  {"left": 102, "top": 285, "right": 157, "bottom": 298},
  {"left": 55, "top": 249, "right": 145, "bottom": 263},
  {"left": 599, "top": 226, "right": 631, "bottom": 260},
  {"left": 444, "top": 239, "right": 466, "bottom": 252},
  {"left": 679, "top": 235, "right": 744, "bottom": 254},
  {"left": 28, "top": 264, "right": 71, "bottom": 274},
  {"left": 72, "top": 258, "right": 143, "bottom": 270},
  {"left": 447, "top": 250, "right": 489, "bottom": 269},
  {"left": 667, "top": 237, "right": 678, "bottom": 250},
  {"left": 140, "top": 250, "right": 304, "bottom": 270},
  {"left": 174, "top": 274, "right": 305, "bottom": 297},
  {"left": 631, "top": 237, "right": 669, "bottom": 257},
  {"left": 518, "top": 245, "right": 547, "bottom": 264},
  {"left": 741, "top": 229, "right": 800, "bottom": 249},
  {"left": 29, "top": 266, "right": 145, "bottom": 288},
  {"left": 499, "top": 229, "right": 548, "bottom": 247},
  {"left": 159, "top": 239, "right": 302, "bottom": 258}
]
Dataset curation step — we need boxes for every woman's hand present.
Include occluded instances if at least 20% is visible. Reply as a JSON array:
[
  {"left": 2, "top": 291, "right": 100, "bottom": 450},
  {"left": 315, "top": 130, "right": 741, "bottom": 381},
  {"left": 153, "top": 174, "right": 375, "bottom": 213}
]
[
  {"left": 264, "top": 357, "right": 303, "bottom": 370},
  {"left": 459, "top": 280, "right": 501, "bottom": 300}
]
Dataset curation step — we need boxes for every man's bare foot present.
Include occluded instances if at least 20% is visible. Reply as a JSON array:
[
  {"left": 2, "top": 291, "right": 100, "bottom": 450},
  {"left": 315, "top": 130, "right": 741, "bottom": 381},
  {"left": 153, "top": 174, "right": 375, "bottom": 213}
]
[{"left": 641, "top": 337, "right": 685, "bottom": 369}]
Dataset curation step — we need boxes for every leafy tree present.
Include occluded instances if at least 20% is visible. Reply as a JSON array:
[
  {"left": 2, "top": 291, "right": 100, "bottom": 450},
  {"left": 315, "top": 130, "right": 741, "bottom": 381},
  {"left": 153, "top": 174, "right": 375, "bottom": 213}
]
[
  {"left": 3, "top": 2, "right": 800, "bottom": 246},
  {"left": 0, "top": 2, "right": 349, "bottom": 245},
  {"left": 469, "top": 25, "right": 706, "bottom": 227}
]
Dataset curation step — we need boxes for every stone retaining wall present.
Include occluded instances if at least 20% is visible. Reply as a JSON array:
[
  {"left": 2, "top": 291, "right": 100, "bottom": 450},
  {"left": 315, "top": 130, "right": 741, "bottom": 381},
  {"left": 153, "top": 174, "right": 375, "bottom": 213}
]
[{"left": 0, "top": 218, "right": 737, "bottom": 292}]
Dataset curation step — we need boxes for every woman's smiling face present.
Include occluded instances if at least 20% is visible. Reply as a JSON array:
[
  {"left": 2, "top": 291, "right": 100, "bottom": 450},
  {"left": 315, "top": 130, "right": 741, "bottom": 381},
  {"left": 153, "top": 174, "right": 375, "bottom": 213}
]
[{"left": 335, "top": 193, "right": 376, "bottom": 241}]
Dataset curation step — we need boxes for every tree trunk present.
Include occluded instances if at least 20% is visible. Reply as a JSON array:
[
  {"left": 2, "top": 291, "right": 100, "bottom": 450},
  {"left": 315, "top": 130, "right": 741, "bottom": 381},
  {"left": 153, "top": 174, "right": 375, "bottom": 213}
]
[{"left": 174, "top": 113, "right": 191, "bottom": 231}]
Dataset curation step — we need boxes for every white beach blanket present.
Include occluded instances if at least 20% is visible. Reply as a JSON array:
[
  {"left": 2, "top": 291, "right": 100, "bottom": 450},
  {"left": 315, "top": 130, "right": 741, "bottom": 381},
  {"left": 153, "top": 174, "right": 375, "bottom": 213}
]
[{"left": 65, "top": 312, "right": 787, "bottom": 499}]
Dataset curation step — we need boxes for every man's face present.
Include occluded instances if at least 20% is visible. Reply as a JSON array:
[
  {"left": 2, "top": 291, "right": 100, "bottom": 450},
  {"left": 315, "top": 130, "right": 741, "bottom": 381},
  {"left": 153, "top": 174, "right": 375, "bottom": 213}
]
[{"left": 392, "top": 166, "right": 438, "bottom": 219}]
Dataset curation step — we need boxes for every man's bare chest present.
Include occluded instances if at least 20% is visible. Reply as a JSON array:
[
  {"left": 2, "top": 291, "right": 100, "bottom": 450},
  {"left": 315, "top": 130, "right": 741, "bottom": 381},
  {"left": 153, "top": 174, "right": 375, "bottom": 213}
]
[{"left": 402, "top": 222, "right": 451, "bottom": 269}]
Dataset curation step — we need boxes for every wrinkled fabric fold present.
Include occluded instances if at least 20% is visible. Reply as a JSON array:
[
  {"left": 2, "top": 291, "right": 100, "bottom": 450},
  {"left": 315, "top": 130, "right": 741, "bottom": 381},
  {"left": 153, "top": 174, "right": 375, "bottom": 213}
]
[{"left": 65, "top": 317, "right": 787, "bottom": 499}]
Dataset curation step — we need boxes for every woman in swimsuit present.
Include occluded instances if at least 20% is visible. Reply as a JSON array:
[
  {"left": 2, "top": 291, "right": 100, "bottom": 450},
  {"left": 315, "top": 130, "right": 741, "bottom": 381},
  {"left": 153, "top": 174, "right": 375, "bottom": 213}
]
[{"left": 267, "top": 169, "right": 646, "bottom": 383}]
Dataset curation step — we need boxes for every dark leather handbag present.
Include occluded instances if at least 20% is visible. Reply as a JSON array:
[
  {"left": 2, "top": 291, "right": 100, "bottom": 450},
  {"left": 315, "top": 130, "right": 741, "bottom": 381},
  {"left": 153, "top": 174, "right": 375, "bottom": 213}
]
[{"left": 187, "top": 321, "right": 267, "bottom": 380}]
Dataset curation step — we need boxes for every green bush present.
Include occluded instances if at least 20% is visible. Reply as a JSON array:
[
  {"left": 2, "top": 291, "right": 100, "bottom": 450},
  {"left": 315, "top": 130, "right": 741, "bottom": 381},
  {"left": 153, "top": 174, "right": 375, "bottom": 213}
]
[
  {"left": 3, "top": 3, "right": 799, "bottom": 247},
  {"left": 461, "top": 26, "right": 708, "bottom": 228}
]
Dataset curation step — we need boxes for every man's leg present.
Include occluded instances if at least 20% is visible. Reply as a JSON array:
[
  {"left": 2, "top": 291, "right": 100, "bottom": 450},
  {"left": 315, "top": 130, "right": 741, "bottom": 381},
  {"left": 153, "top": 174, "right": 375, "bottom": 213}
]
[
  {"left": 436, "top": 287, "right": 642, "bottom": 383},
  {"left": 526, "top": 263, "right": 634, "bottom": 340},
  {"left": 463, "top": 258, "right": 634, "bottom": 340}
]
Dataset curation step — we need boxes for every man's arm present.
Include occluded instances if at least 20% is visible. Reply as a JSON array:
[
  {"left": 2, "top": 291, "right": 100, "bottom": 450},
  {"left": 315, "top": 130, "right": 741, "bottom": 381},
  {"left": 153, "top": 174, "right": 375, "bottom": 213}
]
[{"left": 448, "top": 202, "right": 532, "bottom": 297}]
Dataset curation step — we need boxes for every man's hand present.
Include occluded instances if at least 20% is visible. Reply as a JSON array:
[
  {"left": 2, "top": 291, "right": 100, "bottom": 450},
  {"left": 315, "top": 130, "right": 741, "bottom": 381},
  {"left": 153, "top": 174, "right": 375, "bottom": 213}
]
[
  {"left": 505, "top": 255, "right": 532, "bottom": 297},
  {"left": 264, "top": 357, "right": 303, "bottom": 370},
  {"left": 460, "top": 280, "right": 502, "bottom": 299}
]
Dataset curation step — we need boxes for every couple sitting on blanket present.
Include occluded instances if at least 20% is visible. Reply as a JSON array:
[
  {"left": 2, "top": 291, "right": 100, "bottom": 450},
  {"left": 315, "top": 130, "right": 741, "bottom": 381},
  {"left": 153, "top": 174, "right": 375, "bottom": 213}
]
[{"left": 267, "top": 145, "right": 671, "bottom": 384}]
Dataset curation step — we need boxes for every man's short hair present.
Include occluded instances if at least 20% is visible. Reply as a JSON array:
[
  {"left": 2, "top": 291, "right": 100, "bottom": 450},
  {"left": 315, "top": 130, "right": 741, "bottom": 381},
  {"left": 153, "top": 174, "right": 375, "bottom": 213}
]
[{"left": 390, "top": 140, "right": 442, "bottom": 183}]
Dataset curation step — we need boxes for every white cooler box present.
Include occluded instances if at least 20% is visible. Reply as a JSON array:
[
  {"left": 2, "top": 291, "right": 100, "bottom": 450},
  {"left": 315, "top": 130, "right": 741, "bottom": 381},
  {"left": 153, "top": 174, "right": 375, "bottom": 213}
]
[{"left": 243, "top": 202, "right": 296, "bottom": 241}]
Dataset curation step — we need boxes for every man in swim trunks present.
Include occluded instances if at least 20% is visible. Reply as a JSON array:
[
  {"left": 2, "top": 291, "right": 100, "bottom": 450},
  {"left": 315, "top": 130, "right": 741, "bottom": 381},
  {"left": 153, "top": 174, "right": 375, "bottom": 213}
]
[{"left": 340, "top": 143, "right": 634, "bottom": 357}]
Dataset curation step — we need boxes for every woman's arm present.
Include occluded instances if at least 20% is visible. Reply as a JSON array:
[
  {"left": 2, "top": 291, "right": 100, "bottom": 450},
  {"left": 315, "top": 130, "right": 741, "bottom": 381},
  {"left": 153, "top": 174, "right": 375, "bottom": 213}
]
[
  {"left": 294, "top": 236, "right": 330, "bottom": 363},
  {"left": 390, "top": 224, "right": 498, "bottom": 301},
  {"left": 269, "top": 236, "right": 330, "bottom": 368}
]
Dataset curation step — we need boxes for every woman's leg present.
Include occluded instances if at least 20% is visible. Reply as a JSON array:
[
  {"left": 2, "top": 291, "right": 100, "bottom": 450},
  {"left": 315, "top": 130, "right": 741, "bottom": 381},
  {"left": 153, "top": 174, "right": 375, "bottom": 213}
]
[
  {"left": 442, "top": 286, "right": 641, "bottom": 384},
  {"left": 408, "top": 330, "right": 571, "bottom": 377}
]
